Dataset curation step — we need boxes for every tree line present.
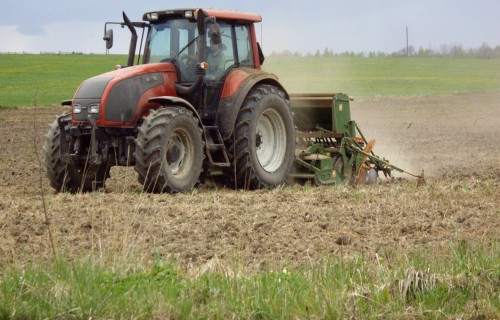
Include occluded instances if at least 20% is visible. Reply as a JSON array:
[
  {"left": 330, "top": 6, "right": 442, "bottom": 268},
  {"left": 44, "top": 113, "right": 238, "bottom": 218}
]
[{"left": 269, "top": 43, "right": 500, "bottom": 59}]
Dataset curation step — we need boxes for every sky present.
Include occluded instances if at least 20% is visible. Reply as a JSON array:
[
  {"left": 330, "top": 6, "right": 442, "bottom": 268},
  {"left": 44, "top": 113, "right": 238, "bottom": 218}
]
[{"left": 0, "top": 0, "right": 499, "bottom": 55}]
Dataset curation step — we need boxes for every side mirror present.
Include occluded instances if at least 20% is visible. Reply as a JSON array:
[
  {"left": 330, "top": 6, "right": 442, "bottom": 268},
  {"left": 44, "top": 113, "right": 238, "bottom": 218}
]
[{"left": 103, "top": 29, "right": 114, "bottom": 50}]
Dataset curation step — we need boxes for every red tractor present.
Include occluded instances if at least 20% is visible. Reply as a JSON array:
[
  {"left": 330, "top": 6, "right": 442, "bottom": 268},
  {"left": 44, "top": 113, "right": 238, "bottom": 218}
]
[{"left": 44, "top": 9, "right": 296, "bottom": 193}]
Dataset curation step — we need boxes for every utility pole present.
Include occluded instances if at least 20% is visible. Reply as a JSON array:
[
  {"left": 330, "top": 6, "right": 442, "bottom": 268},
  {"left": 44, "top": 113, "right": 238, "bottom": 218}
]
[{"left": 406, "top": 26, "right": 409, "bottom": 58}]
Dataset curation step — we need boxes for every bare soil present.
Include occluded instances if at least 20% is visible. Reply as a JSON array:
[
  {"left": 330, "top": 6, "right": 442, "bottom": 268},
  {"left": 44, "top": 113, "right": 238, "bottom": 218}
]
[{"left": 1, "top": 93, "right": 499, "bottom": 272}]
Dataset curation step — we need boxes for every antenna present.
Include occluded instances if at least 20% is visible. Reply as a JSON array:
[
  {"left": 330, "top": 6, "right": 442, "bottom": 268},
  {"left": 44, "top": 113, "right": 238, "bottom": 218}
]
[{"left": 260, "top": 22, "right": 263, "bottom": 49}]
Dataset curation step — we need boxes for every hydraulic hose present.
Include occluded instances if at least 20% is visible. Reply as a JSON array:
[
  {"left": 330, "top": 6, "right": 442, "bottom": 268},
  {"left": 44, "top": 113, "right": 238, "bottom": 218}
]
[{"left": 175, "top": 63, "right": 207, "bottom": 95}]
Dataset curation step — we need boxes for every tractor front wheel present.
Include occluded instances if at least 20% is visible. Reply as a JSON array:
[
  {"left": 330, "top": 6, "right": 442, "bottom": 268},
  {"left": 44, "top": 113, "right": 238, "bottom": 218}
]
[
  {"left": 134, "top": 107, "right": 204, "bottom": 193},
  {"left": 44, "top": 113, "right": 110, "bottom": 193}
]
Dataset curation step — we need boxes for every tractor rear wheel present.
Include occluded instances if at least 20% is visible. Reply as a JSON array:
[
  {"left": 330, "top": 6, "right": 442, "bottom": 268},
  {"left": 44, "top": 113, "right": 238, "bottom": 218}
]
[
  {"left": 44, "top": 113, "right": 110, "bottom": 193},
  {"left": 134, "top": 107, "right": 204, "bottom": 193},
  {"left": 228, "top": 84, "right": 295, "bottom": 189}
]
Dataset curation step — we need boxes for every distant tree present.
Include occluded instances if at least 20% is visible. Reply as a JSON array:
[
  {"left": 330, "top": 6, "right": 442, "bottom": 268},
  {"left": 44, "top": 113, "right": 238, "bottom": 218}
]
[
  {"left": 494, "top": 46, "right": 500, "bottom": 59},
  {"left": 476, "top": 43, "right": 494, "bottom": 59},
  {"left": 467, "top": 48, "right": 475, "bottom": 58},
  {"left": 408, "top": 45, "right": 415, "bottom": 56},
  {"left": 268, "top": 43, "right": 500, "bottom": 60},
  {"left": 450, "top": 44, "right": 465, "bottom": 58},
  {"left": 323, "top": 47, "right": 333, "bottom": 57},
  {"left": 393, "top": 47, "right": 407, "bottom": 57},
  {"left": 439, "top": 44, "right": 450, "bottom": 57},
  {"left": 417, "top": 46, "right": 433, "bottom": 57}
]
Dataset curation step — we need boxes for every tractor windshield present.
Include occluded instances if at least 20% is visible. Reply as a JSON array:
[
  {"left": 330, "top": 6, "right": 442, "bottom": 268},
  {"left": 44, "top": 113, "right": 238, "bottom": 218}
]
[
  {"left": 145, "top": 19, "right": 200, "bottom": 82},
  {"left": 146, "top": 19, "right": 199, "bottom": 63}
]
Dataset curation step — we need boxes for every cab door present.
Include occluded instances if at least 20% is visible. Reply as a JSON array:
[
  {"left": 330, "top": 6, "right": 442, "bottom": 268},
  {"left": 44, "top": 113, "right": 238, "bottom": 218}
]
[
  {"left": 201, "top": 21, "right": 234, "bottom": 122},
  {"left": 201, "top": 22, "right": 256, "bottom": 123}
]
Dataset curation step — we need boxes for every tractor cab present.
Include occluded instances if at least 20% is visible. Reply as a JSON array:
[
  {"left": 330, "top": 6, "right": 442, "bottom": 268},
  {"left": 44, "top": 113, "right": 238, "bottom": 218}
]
[{"left": 105, "top": 9, "right": 264, "bottom": 122}]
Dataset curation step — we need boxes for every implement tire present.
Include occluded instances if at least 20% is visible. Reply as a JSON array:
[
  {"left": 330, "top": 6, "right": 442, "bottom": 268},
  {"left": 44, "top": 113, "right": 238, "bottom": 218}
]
[
  {"left": 228, "top": 84, "right": 295, "bottom": 189},
  {"left": 43, "top": 113, "right": 110, "bottom": 193},
  {"left": 134, "top": 107, "right": 204, "bottom": 193}
]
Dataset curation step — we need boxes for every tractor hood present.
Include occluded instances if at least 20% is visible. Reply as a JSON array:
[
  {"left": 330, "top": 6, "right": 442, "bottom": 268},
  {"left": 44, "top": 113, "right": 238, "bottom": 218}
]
[{"left": 71, "top": 63, "right": 177, "bottom": 125}]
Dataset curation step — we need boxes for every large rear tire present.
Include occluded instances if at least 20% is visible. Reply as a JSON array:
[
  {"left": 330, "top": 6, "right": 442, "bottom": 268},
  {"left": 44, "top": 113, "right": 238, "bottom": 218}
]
[
  {"left": 43, "top": 113, "right": 110, "bottom": 193},
  {"left": 134, "top": 107, "right": 204, "bottom": 193},
  {"left": 228, "top": 84, "right": 295, "bottom": 189}
]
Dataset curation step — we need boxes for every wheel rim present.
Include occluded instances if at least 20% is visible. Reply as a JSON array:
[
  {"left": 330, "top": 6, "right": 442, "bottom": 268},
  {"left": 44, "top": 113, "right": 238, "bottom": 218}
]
[
  {"left": 255, "top": 109, "right": 287, "bottom": 173},
  {"left": 165, "top": 129, "right": 193, "bottom": 178}
]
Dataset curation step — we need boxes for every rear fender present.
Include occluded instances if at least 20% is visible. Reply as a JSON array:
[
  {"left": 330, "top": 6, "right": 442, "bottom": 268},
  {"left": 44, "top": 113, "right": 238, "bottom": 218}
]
[{"left": 216, "top": 68, "right": 288, "bottom": 140}]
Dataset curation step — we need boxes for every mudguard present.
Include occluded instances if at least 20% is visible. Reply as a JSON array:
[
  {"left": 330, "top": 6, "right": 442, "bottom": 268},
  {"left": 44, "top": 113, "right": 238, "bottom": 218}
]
[
  {"left": 216, "top": 67, "right": 288, "bottom": 140},
  {"left": 148, "top": 96, "right": 203, "bottom": 124}
]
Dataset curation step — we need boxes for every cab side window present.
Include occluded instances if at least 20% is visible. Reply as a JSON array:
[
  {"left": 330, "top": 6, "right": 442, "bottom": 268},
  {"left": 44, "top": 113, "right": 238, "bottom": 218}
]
[
  {"left": 206, "top": 22, "right": 234, "bottom": 80},
  {"left": 219, "top": 23, "right": 235, "bottom": 70},
  {"left": 235, "top": 25, "right": 254, "bottom": 66}
]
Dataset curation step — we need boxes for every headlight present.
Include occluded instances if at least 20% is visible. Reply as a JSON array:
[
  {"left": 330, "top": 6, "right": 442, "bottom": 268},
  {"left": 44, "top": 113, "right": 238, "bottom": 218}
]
[
  {"left": 88, "top": 104, "right": 100, "bottom": 114},
  {"left": 73, "top": 104, "right": 82, "bottom": 114},
  {"left": 146, "top": 13, "right": 159, "bottom": 21}
]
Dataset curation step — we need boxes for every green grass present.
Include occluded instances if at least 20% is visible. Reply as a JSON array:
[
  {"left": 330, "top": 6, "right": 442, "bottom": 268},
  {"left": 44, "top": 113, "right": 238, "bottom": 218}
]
[
  {"left": 1, "top": 242, "right": 498, "bottom": 319},
  {"left": 263, "top": 56, "right": 500, "bottom": 97},
  {"left": 1, "top": 54, "right": 500, "bottom": 107},
  {"left": 0, "top": 54, "right": 126, "bottom": 107}
]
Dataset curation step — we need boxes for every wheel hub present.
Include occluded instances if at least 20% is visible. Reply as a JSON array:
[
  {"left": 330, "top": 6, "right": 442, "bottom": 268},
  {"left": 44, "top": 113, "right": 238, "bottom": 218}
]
[
  {"left": 255, "top": 132, "right": 263, "bottom": 148},
  {"left": 255, "top": 109, "right": 287, "bottom": 173},
  {"left": 165, "top": 133, "right": 186, "bottom": 175},
  {"left": 166, "top": 144, "right": 181, "bottom": 164}
]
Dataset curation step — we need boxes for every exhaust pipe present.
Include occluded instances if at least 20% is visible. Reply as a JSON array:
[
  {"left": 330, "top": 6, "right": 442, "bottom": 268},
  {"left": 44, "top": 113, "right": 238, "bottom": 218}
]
[{"left": 122, "top": 11, "right": 137, "bottom": 67}]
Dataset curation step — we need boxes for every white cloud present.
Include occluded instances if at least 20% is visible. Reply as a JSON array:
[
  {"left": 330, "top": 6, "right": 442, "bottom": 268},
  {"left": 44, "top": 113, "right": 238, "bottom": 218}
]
[
  {"left": 0, "top": 26, "right": 31, "bottom": 53},
  {"left": 0, "top": 21, "right": 131, "bottom": 54}
]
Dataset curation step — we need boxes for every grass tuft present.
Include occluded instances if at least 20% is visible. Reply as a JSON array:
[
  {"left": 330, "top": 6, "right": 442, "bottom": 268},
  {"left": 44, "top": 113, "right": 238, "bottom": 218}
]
[{"left": 1, "top": 241, "right": 498, "bottom": 319}]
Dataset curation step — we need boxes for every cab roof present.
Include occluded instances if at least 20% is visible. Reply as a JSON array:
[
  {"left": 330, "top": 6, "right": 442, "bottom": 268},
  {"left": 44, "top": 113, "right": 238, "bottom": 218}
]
[
  {"left": 204, "top": 9, "right": 261, "bottom": 22},
  {"left": 142, "top": 8, "right": 262, "bottom": 23}
]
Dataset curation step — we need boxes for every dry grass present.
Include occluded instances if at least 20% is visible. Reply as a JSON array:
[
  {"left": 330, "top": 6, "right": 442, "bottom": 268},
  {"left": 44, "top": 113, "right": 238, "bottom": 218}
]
[
  {"left": 0, "top": 93, "right": 499, "bottom": 273},
  {"left": 0, "top": 172, "right": 498, "bottom": 274}
]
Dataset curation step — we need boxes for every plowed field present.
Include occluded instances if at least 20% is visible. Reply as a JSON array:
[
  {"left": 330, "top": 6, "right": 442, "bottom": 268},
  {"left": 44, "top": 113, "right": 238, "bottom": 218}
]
[{"left": 1, "top": 93, "right": 499, "bottom": 272}]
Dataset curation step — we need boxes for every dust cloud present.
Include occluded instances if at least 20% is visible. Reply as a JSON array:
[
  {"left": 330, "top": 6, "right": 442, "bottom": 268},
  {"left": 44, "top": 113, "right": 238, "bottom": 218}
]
[{"left": 352, "top": 93, "right": 500, "bottom": 178}]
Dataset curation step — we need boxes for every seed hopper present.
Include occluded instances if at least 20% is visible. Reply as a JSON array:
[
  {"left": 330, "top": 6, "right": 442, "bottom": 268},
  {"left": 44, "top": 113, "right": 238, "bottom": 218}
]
[{"left": 290, "top": 93, "right": 424, "bottom": 185}]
